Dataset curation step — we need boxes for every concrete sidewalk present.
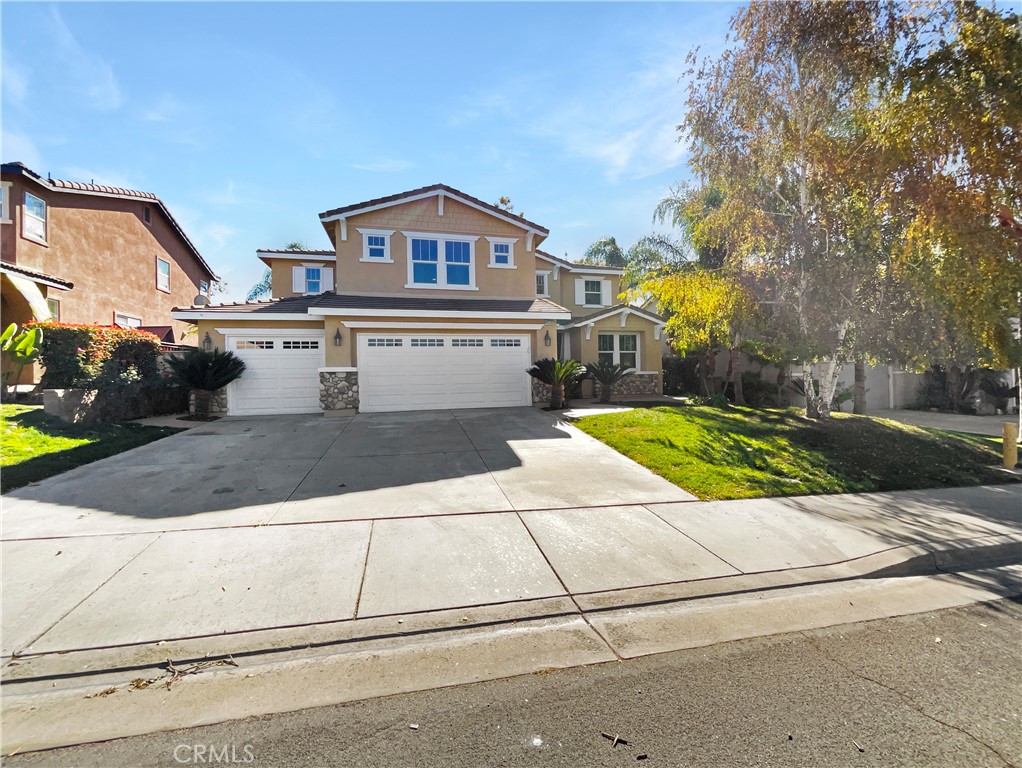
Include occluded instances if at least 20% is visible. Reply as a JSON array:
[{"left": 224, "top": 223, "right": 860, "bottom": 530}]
[{"left": 2, "top": 483, "right": 1019, "bottom": 752}]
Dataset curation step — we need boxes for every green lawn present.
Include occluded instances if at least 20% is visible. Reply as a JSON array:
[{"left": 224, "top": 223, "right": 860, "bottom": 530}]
[
  {"left": 1, "top": 404, "right": 183, "bottom": 493},
  {"left": 572, "top": 405, "right": 1016, "bottom": 501}
]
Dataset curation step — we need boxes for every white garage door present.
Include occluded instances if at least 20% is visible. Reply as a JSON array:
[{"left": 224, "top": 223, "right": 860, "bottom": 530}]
[
  {"left": 225, "top": 332, "right": 325, "bottom": 416},
  {"left": 358, "top": 334, "right": 532, "bottom": 413}
]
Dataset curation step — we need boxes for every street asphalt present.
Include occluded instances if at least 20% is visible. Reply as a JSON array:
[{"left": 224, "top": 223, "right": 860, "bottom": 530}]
[{"left": 7, "top": 598, "right": 1020, "bottom": 768}]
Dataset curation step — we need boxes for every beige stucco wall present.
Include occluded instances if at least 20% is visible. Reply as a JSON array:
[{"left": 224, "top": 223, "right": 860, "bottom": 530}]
[
  {"left": 330, "top": 197, "right": 545, "bottom": 299},
  {"left": 563, "top": 313, "right": 663, "bottom": 386},
  {"left": 543, "top": 265, "right": 623, "bottom": 315},
  {"left": 192, "top": 315, "right": 558, "bottom": 371},
  {"left": 268, "top": 257, "right": 335, "bottom": 299}
]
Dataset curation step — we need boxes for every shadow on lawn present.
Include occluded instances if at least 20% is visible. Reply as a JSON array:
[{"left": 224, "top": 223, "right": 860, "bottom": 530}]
[
  {"left": 644, "top": 404, "right": 1015, "bottom": 498},
  {"left": 1, "top": 408, "right": 182, "bottom": 493}
]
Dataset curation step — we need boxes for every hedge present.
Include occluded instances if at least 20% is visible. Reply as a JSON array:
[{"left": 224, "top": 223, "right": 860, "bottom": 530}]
[{"left": 26, "top": 322, "right": 163, "bottom": 389}]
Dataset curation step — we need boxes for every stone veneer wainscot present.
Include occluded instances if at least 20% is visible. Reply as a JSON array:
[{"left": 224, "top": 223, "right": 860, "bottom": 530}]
[{"left": 320, "top": 370, "right": 359, "bottom": 411}]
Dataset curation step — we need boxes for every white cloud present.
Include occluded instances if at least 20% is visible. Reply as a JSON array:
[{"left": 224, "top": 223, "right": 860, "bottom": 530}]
[
  {"left": 201, "top": 223, "right": 239, "bottom": 249},
  {"left": 201, "top": 181, "right": 240, "bottom": 206},
  {"left": 143, "top": 93, "right": 183, "bottom": 123},
  {"left": 47, "top": 8, "right": 122, "bottom": 111},
  {"left": 2, "top": 54, "right": 29, "bottom": 111},
  {"left": 2, "top": 130, "right": 43, "bottom": 168},
  {"left": 352, "top": 158, "right": 413, "bottom": 173}
]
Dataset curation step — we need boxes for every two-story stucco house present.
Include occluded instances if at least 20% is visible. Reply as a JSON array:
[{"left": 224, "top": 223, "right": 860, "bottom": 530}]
[
  {"left": 1, "top": 162, "right": 218, "bottom": 355},
  {"left": 172, "top": 185, "right": 664, "bottom": 416}
]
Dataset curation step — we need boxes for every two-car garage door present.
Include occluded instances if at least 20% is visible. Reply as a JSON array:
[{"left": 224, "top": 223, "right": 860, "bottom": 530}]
[{"left": 357, "top": 334, "right": 532, "bottom": 413}]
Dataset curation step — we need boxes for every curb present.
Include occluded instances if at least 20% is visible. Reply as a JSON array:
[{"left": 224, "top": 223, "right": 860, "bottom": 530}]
[{"left": 2, "top": 536, "right": 1019, "bottom": 754}]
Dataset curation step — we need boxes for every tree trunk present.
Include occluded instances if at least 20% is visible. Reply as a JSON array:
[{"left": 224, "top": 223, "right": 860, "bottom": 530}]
[
  {"left": 776, "top": 367, "right": 787, "bottom": 407},
  {"left": 730, "top": 330, "right": 745, "bottom": 406},
  {"left": 803, "top": 367, "right": 824, "bottom": 419},
  {"left": 599, "top": 381, "right": 612, "bottom": 404},
  {"left": 945, "top": 363, "right": 961, "bottom": 412},
  {"left": 194, "top": 389, "right": 212, "bottom": 419},
  {"left": 853, "top": 360, "right": 867, "bottom": 414},
  {"left": 550, "top": 384, "right": 564, "bottom": 410},
  {"left": 699, "top": 350, "right": 712, "bottom": 397}
]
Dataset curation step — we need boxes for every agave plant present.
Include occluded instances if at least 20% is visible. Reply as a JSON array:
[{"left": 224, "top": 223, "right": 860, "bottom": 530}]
[
  {"left": 527, "top": 358, "right": 586, "bottom": 410},
  {"left": 586, "top": 359, "right": 634, "bottom": 403},
  {"left": 166, "top": 348, "right": 246, "bottom": 419}
]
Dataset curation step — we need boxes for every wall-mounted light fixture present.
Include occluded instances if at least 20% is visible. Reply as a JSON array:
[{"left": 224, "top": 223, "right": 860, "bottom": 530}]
[
  {"left": 544, "top": 330, "right": 552, "bottom": 347},
  {"left": 202, "top": 332, "right": 213, "bottom": 352},
  {"left": 334, "top": 328, "right": 343, "bottom": 346}
]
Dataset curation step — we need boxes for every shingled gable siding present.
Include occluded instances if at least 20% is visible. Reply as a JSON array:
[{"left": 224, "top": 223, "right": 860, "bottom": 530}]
[{"left": 335, "top": 197, "right": 540, "bottom": 298}]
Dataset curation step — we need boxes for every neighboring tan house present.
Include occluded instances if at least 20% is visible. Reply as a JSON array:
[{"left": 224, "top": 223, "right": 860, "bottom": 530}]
[
  {"left": 0, "top": 162, "right": 219, "bottom": 371},
  {"left": 172, "top": 184, "right": 665, "bottom": 416}
]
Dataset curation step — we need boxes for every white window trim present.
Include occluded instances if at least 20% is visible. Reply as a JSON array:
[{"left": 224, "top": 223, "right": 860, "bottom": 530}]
[
  {"left": 23, "top": 191, "right": 47, "bottom": 245},
  {"left": 300, "top": 263, "right": 329, "bottom": 295},
  {"left": 357, "top": 228, "right": 395, "bottom": 263},
  {"left": 0, "top": 182, "right": 12, "bottom": 223},
  {"left": 402, "top": 231, "right": 480, "bottom": 291},
  {"left": 584, "top": 279, "right": 604, "bottom": 308},
  {"left": 199, "top": 280, "right": 210, "bottom": 296},
  {"left": 156, "top": 257, "right": 171, "bottom": 293},
  {"left": 47, "top": 297, "right": 60, "bottom": 321},
  {"left": 114, "top": 311, "right": 142, "bottom": 328},
  {"left": 485, "top": 236, "right": 518, "bottom": 269},
  {"left": 597, "top": 332, "right": 640, "bottom": 371},
  {"left": 536, "top": 270, "right": 551, "bottom": 297}
]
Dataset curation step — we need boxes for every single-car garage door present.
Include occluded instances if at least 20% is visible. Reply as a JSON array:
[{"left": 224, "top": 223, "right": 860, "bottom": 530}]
[
  {"left": 358, "top": 334, "right": 532, "bottom": 413},
  {"left": 225, "top": 331, "right": 325, "bottom": 416}
]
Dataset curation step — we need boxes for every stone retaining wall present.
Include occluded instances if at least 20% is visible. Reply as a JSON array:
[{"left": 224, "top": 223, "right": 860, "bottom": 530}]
[
  {"left": 594, "top": 372, "right": 660, "bottom": 399},
  {"left": 321, "top": 371, "right": 359, "bottom": 411}
]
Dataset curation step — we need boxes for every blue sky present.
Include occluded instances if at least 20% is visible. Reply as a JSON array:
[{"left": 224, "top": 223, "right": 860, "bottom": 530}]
[{"left": 2, "top": 2, "right": 738, "bottom": 301}]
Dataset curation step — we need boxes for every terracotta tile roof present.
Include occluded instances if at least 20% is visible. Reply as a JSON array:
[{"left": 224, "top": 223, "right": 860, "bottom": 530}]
[
  {"left": 318, "top": 184, "right": 549, "bottom": 235},
  {"left": 0, "top": 261, "right": 74, "bottom": 290},
  {"left": 1, "top": 162, "right": 218, "bottom": 281},
  {"left": 310, "top": 293, "right": 568, "bottom": 314},
  {"left": 255, "top": 248, "right": 335, "bottom": 256},
  {"left": 173, "top": 294, "right": 324, "bottom": 313},
  {"left": 175, "top": 292, "right": 570, "bottom": 316}
]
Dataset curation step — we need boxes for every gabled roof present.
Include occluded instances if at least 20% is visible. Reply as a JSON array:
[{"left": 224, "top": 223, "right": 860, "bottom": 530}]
[
  {"left": 0, "top": 261, "right": 74, "bottom": 291},
  {"left": 1, "top": 162, "right": 218, "bottom": 281},
  {"left": 318, "top": 184, "right": 549, "bottom": 235},
  {"left": 562, "top": 304, "right": 666, "bottom": 328},
  {"left": 257, "top": 249, "right": 336, "bottom": 267},
  {"left": 535, "top": 249, "right": 625, "bottom": 275}
]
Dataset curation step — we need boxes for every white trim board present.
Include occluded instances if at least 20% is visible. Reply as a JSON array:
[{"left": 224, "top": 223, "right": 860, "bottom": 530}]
[
  {"left": 340, "top": 322, "right": 544, "bottom": 330},
  {"left": 309, "top": 307, "right": 571, "bottom": 320},
  {"left": 172, "top": 312, "right": 318, "bottom": 321},
  {"left": 320, "top": 366, "right": 358, "bottom": 373},
  {"left": 215, "top": 327, "right": 325, "bottom": 337}
]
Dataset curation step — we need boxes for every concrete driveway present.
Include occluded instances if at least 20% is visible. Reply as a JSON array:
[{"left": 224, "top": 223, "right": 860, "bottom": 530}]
[{"left": 1, "top": 407, "right": 693, "bottom": 538}]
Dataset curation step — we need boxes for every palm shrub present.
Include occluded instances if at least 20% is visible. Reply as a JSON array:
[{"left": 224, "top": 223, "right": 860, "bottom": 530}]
[
  {"left": 527, "top": 358, "right": 586, "bottom": 410},
  {"left": 166, "top": 348, "right": 246, "bottom": 419},
  {"left": 586, "top": 359, "right": 634, "bottom": 403}
]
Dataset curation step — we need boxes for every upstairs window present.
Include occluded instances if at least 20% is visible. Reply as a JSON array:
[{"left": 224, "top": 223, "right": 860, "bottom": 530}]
[
  {"left": 156, "top": 257, "right": 171, "bottom": 292},
  {"left": 199, "top": 280, "right": 209, "bottom": 296},
  {"left": 0, "top": 182, "right": 11, "bottom": 223},
  {"left": 24, "top": 192, "right": 47, "bottom": 243},
  {"left": 584, "top": 280, "right": 602, "bottom": 306},
  {"left": 143, "top": 206, "right": 152, "bottom": 225},
  {"left": 486, "top": 237, "right": 517, "bottom": 268},
  {"left": 536, "top": 272, "right": 549, "bottom": 297},
  {"left": 405, "top": 232, "right": 478, "bottom": 290},
  {"left": 358, "top": 228, "right": 394, "bottom": 262},
  {"left": 292, "top": 264, "right": 332, "bottom": 294},
  {"left": 304, "top": 267, "right": 322, "bottom": 293},
  {"left": 445, "top": 241, "right": 471, "bottom": 286},
  {"left": 411, "top": 238, "right": 439, "bottom": 284}
]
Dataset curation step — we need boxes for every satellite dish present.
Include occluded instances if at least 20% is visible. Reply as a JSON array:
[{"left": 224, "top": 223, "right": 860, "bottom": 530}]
[{"left": 193, "top": 294, "right": 210, "bottom": 306}]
